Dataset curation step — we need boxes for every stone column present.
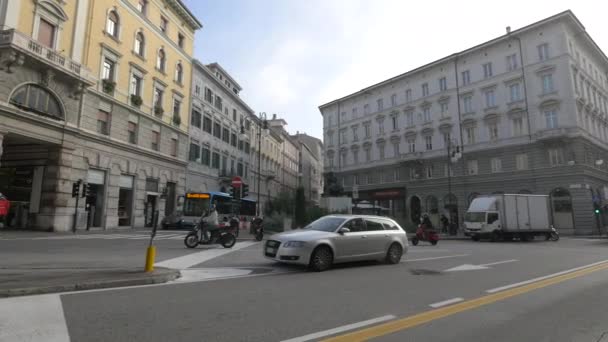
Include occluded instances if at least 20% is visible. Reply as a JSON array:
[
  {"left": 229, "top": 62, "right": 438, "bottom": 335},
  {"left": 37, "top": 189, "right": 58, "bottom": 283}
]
[{"left": 0, "top": 131, "right": 4, "bottom": 168}]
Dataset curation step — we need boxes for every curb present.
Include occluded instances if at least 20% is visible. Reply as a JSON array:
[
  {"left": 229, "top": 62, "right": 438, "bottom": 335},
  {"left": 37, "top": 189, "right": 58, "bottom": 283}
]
[{"left": 0, "top": 267, "right": 181, "bottom": 298}]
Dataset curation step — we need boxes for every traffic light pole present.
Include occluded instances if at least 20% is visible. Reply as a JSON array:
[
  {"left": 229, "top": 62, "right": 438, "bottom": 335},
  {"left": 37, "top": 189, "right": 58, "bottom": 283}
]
[{"left": 72, "top": 179, "right": 82, "bottom": 234}]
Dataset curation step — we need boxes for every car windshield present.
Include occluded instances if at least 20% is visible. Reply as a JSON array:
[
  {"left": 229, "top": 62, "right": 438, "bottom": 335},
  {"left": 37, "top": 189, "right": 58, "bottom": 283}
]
[
  {"left": 304, "top": 217, "right": 347, "bottom": 232},
  {"left": 465, "top": 212, "right": 486, "bottom": 223}
]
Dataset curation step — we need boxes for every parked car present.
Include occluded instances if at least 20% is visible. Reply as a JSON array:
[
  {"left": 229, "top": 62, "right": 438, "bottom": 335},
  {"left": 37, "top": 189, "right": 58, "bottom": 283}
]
[{"left": 264, "top": 215, "right": 408, "bottom": 272}]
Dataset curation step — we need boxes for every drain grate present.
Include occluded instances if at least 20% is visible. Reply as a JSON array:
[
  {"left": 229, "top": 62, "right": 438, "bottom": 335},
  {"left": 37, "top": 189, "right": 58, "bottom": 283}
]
[{"left": 409, "top": 268, "right": 442, "bottom": 275}]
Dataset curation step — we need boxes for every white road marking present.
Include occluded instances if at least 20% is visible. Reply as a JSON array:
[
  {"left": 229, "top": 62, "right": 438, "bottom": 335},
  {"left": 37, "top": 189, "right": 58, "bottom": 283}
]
[
  {"left": 280, "top": 315, "right": 397, "bottom": 342},
  {"left": 445, "top": 259, "right": 518, "bottom": 272},
  {"left": 429, "top": 297, "right": 464, "bottom": 308},
  {"left": 403, "top": 254, "right": 469, "bottom": 262},
  {"left": 154, "top": 241, "right": 258, "bottom": 269},
  {"left": 0, "top": 294, "right": 70, "bottom": 342},
  {"left": 486, "top": 259, "right": 608, "bottom": 293},
  {"left": 175, "top": 268, "right": 253, "bottom": 282},
  {"left": 480, "top": 259, "right": 518, "bottom": 267}
]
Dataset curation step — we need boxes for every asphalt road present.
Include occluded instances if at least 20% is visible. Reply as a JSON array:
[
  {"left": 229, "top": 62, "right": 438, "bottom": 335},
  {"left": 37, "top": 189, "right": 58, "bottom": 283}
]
[{"left": 2, "top": 231, "right": 608, "bottom": 342}]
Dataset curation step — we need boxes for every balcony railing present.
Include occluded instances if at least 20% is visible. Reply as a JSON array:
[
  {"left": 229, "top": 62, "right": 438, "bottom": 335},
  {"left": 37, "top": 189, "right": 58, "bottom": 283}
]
[{"left": 0, "top": 29, "right": 95, "bottom": 85}]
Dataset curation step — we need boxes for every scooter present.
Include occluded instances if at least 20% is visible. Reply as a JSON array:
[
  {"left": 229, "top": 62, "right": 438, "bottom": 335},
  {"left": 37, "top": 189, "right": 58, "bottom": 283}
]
[
  {"left": 252, "top": 217, "right": 264, "bottom": 241},
  {"left": 184, "top": 219, "right": 236, "bottom": 249},
  {"left": 545, "top": 226, "right": 559, "bottom": 241},
  {"left": 411, "top": 225, "right": 439, "bottom": 246}
]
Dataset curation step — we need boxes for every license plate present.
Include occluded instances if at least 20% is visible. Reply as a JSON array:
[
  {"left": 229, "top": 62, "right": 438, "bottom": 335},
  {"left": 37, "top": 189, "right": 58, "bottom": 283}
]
[{"left": 266, "top": 247, "right": 275, "bottom": 254}]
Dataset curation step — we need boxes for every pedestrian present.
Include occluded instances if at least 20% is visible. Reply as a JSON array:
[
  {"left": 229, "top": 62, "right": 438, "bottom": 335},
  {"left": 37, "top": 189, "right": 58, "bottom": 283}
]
[
  {"left": 440, "top": 214, "right": 449, "bottom": 234},
  {"left": 0, "top": 193, "right": 10, "bottom": 229}
]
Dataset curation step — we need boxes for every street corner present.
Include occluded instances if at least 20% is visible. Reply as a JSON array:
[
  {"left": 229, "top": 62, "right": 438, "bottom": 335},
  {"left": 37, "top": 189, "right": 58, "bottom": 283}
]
[{"left": 0, "top": 267, "right": 181, "bottom": 298}]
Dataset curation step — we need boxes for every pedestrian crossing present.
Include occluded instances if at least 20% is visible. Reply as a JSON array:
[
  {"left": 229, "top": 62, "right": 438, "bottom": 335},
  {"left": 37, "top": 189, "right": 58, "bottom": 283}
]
[{"left": 0, "top": 232, "right": 188, "bottom": 241}]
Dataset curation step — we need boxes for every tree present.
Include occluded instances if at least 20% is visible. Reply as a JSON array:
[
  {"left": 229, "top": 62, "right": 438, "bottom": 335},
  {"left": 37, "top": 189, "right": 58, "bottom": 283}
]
[
  {"left": 294, "top": 187, "right": 306, "bottom": 227},
  {"left": 323, "top": 172, "right": 344, "bottom": 196}
]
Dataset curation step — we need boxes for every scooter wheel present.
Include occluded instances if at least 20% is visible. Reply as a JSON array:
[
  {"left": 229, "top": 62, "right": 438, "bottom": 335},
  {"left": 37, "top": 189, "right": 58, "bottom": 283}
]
[
  {"left": 184, "top": 233, "right": 199, "bottom": 249},
  {"left": 221, "top": 234, "right": 236, "bottom": 248},
  {"left": 411, "top": 237, "right": 419, "bottom": 246},
  {"left": 255, "top": 233, "right": 263, "bottom": 241}
]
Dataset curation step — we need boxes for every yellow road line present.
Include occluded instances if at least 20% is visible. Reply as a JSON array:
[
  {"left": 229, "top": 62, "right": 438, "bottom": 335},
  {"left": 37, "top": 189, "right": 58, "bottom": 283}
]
[{"left": 322, "top": 261, "right": 608, "bottom": 342}]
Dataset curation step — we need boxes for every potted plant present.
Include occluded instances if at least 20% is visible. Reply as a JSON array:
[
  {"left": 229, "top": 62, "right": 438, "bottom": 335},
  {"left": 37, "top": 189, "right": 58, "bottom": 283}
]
[
  {"left": 130, "top": 94, "right": 143, "bottom": 107},
  {"left": 102, "top": 79, "right": 116, "bottom": 94},
  {"left": 154, "top": 105, "right": 164, "bottom": 117},
  {"left": 172, "top": 113, "right": 181, "bottom": 126}
]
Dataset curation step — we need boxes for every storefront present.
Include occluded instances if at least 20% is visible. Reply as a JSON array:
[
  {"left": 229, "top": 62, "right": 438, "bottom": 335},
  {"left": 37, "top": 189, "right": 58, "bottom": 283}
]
[
  {"left": 118, "top": 175, "right": 135, "bottom": 227},
  {"left": 86, "top": 169, "right": 106, "bottom": 229},
  {"left": 0, "top": 166, "right": 44, "bottom": 228}
]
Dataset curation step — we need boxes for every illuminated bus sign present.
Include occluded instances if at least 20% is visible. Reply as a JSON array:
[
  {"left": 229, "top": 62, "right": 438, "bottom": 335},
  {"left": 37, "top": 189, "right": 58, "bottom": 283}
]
[{"left": 186, "top": 193, "right": 210, "bottom": 199}]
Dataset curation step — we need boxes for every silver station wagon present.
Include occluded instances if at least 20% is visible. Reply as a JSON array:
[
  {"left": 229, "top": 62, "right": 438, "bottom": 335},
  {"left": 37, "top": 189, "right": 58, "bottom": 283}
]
[{"left": 264, "top": 215, "right": 408, "bottom": 271}]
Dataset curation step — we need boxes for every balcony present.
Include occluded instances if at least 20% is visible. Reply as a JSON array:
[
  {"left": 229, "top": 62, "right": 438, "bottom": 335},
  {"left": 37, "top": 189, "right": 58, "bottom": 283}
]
[{"left": 0, "top": 29, "right": 96, "bottom": 86}]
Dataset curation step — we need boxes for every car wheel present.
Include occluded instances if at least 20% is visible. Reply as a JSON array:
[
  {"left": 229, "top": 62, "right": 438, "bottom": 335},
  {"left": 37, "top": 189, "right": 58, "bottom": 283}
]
[
  {"left": 385, "top": 243, "right": 403, "bottom": 264},
  {"left": 472, "top": 235, "right": 480, "bottom": 242},
  {"left": 309, "top": 246, "right": 333, "bottom": 272}
]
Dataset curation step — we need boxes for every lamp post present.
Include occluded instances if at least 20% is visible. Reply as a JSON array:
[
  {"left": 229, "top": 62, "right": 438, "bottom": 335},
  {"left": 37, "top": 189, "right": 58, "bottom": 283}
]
[
  {"left": 256, "top": 112, "right": 268, "bottom": 216},
  {"left": 446, "top": 138, "right": 462, "bottom": 233}
]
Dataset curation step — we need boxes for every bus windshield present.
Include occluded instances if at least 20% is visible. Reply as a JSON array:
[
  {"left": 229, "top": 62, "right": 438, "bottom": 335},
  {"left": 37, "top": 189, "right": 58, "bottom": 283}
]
[{"left": 183, "top": 197, "right": 210, "bottom": 217}]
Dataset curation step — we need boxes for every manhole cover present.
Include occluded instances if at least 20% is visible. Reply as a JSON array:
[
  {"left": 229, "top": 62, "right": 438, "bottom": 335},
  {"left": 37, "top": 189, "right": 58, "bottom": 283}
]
[{"left": 409, "top": 268, "right": 442, "bottom": 275}]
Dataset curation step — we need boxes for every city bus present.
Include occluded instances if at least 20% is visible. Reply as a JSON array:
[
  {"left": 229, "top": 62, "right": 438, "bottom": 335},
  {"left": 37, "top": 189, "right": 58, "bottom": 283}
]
[{"left": 161, "top": 191, "right": 256, "bottom": 229}]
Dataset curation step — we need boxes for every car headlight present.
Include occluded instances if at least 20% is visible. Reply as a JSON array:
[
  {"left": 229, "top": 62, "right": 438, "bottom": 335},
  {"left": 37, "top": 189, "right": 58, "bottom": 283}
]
[{"left": 283, "top": 241, "right": 306, "bottom": 248}]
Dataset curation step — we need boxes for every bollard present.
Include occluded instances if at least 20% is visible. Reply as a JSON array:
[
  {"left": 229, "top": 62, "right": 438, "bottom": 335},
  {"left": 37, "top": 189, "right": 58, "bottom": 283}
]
[{"left": 144, "top": 246, "right": 156, "bottom": 272}]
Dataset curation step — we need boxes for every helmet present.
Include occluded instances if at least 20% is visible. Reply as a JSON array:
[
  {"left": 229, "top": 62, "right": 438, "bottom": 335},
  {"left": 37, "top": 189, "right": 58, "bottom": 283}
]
[{"left": 210, "top": 203, "right": 216, "bottom": 211}]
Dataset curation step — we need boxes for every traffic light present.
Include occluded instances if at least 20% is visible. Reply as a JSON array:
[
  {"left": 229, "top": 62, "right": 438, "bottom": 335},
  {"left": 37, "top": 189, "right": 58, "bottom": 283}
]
[
  {"left": 593, "top": 202, "right": 601, "bottom": 215},
  {"left": 71, "top": 181, "right": 81, "bottom": 198},
  {"left": 230, "top": 186, "right": 237, "bottom": 199},
  {"left": 82, "top": 183, "right": 92, "bottom": 198},
  {"left": 242, "top": 183, "right": 249, "bottom": 198}
]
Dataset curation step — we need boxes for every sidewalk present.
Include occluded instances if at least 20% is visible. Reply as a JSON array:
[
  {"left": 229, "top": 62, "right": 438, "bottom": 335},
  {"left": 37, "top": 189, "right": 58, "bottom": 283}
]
[{"left": 0, "top": 267, "right": 179, "bottom": 298}]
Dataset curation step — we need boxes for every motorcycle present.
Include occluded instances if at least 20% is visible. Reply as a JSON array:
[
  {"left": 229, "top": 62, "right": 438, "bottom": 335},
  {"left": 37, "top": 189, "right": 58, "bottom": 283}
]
[
  {"left": 252, "top": 217, "right": 264, "bottom": 241},
  {"left": 545, "top": 226, "right": 559, "bottom": 241},
  {"left": 184, "top": 218, "right": 237, "bottom": 249},
  {"left": 411, "top": 224, "right": 439, "bottom": 246}
]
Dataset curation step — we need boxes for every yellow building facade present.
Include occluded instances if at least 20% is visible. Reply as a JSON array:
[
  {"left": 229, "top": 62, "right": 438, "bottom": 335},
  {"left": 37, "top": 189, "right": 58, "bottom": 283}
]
[{"left": 0, "top": 0, "right": 201, "bottom": 231}]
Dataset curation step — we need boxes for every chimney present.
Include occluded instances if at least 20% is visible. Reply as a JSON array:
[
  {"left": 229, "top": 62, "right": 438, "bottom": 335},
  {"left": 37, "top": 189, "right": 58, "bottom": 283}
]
[
  {"left": 273, "top": 114, "right": 277, "bottom": 120},
  {"left": 506, "top": 26, "right": 511, "bottom": 34}
]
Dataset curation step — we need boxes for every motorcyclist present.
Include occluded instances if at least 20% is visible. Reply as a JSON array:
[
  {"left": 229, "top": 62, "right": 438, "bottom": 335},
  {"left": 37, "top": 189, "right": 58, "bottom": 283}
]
[
  {"left": 418, "top": 214, "right": 433, "bottom": 236},
  {"left": 201, "top": 203, "right": 219, "bottom": 241}
]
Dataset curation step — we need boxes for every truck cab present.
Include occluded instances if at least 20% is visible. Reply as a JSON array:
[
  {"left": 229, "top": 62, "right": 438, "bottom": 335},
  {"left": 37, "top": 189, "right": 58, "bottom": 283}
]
[{"left": 464, "top": 211, "right": 500, "bottom": 236}]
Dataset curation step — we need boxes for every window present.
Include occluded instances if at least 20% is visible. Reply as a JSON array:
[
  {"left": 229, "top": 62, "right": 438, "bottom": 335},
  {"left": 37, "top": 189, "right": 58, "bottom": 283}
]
[
  {"left": 352, "top": 126, "right": 359, "bottom": 141},
  {"left": 513, "top": 117, "right": 524, "bottom": 136},
  {"left": 364, "top": 104, "right": 370, "bottom": 115},
  {"left": 461, "top": 70, "right": 471, "bottom": 85},
  {"left": 393, "top": 142, "right": 400, "bottom": 157},
  {"left": 365, "top": 148, "right": 371, "bottom": 162},
  {"left": 488, "top": 123, "right": 498, "bottom": 141},
  {"left": 137, "top": 1, "right": 147, "bottom": 14},
  {"left": 153, "top": 87, "right": 163, "bottom": 108},
  {"left": 37, "top": 18, "right": 56, "bottom": 48},
  {"left": 548, "top": 148, "right": 564, "bottom": 166},
  {"left": 405, "top": 89, "right": 412, "bottom": 102},
  {"left": 128, "top": 121, "right": 137, "bottom": 144},
  {"left": 467, "top": 160, "right": 478, "bottom": 175},
  {"left": 173, "top": 98, "right": 181, "bottom": 117},
  {"left": 188, "top": 140, "right": 201, "bottom": 162},
  {"left": 170, "top": 138, "right": 178, "bottom": 157},
  {"left": 97, "top": 110, "right": 110, "bottom": 135},
  {"left": 151, "top": 131, "right": 160, "bottom": 151},
  {"left": 422, "top": 83, "right": 429, "bottom": 97},
  {"left": 425, "top": 135, "right": 432, "bottom": 151},
  {"left": 545, "top": 109, "right": 558, "bottom": 129},
  {"left": 353, "top": 150, "right": 359, "bottom": 164},
  {"left": 156, "top": 49, "right": 166, "bottom": 71},
  {"left": 102, "top": 59, "right": 116, "bottom": 85},
  {"left": 231, "top": 132, "right": 237, "bottom": 147},
  {"left": 377, "top": 120, "right": 384, "bottom": 134},
  {"left": 377, "top": 98, "right": 384, "bottom": 111},
  {"left": 106, "top": 11, "right": 119, "bottom": 38},
  {"left": 515, "top": 153, "right": 528, "bottom": 170},
  {"left": 134, "top": 32, "right": 145, "bottom": 56},
  {"left": 204, "top": 87, "right": 213, "bottom": 102},
  {"left": 485, "top": 90, "right": 495, "bottom": 108},
  {"left": 426, "top": 164, "right": 434, "bottom": 179},
  {"left": 440, "top": 102, "right": 448, "bottom": 116},
  {"left": 130, "top": 73, "right": 142, "bottom": 97},
  {"left": 391, "top": 116, "right": 398, "bottom": 130},
  {"left": 177, "top": 33, "right": 185, "bottom": 49},
  {"left": 466, "top": 127, "right": 476, "bottom": 144},
  {"left": 439, "top": 77, "right": 447, "bottom": 92},
  {"left": 391, "top": 94, "right": 397, "bottom": 106},
  {"left": 483, "top": 63, "right": 493, "bottom": 78},
  {"left": 191, "top": 110, "right": 202, "bottom": 128},
  {"left": 222, "top": 127, "right": 230, "bottom": 143},
  {"left": 463, "top": 95, "right": 473, "bottom": 113},
  {"left": 10, "top": 84, "right": 64, "bottom": 120},
  {"left": 352, "top": 107, "right": 358, "bottom": 118},
  {"left": 327, "top": 132, "right": 334, "bottom": 145},
  {"left": 423, "top": 107, "right": 431, "bottom": 122},
  {"left": 406, "top": 112, "right": 414, "bottom": 126},
  {"left": 201, "top": 147, "right": 210, "bottom": 165},
  {"left": 214, "top": 96, "right": 223, "bottom": 111},
  {"left": 378, "top": 144, "right": 385, "bottom": 160},
  {"left": 509, "top": 83, "right": 521, "bottom": 102},
  {"left": 340, "top": 130, "right": 347, "bottom": 144},
  {"left": 232, "top": 109, "right": 237, "bottom": 122},
  {"left": 237, "top": 162, "right": 244, "bottom": 177},
  {"left": 212, "top": 152, "right": 220, "bottom": 169},
  {"left": 542, "top": 74, "right": 554, "bottom": 94},
  {"left": 491, "top": 157, "right": 502, "bottom": 173},
  {"left": 160, "top": 16, "right": 168, "bottom": 33},
  {"left": 507, "top": 54, "right": 518, "bottom": 71},
  {"left": 213, "top": 122, "right": 221, "bottom": 139},
  {"left": 538, "top": 43, "right": 549, "bottom": 61},
  {"left": 175, "top": 63, "right": 183, "bottom": 84},
  {"left": 364, "top": 123, "right": 371, "bottom": 138},
  {"left": 443, "top": 132, "right": 451, "bottom": 146}
]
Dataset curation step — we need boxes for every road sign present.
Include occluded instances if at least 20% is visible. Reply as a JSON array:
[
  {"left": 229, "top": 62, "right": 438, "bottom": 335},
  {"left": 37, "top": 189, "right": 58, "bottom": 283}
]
[
  {"left": 352, "top": 185, "right": 359, "bottom": 199},
  {"left": 231, "top": 176, "right": 243, "bottom": 188}
]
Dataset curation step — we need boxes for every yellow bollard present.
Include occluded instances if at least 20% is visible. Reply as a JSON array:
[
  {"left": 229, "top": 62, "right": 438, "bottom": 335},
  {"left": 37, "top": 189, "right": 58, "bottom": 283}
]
[{"left": 144, "top": 245, "right": 156, "bottom": 272}]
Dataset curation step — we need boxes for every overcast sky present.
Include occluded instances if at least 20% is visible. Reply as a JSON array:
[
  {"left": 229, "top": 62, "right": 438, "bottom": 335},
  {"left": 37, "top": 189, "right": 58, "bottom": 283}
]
[{"left": 182, "top": 0, "right": 607, "bottom": 141}]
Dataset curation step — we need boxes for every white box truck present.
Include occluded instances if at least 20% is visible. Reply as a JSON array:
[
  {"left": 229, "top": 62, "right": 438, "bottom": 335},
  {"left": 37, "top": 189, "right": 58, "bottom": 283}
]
[{"left": 463, "top": 194, "right": 553, "bottom": 241}]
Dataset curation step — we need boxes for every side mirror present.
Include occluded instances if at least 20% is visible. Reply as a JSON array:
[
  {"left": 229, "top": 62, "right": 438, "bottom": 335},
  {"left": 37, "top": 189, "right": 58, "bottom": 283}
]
[{"left": 338, "top": 227, "right": 350, "bottom": 234}]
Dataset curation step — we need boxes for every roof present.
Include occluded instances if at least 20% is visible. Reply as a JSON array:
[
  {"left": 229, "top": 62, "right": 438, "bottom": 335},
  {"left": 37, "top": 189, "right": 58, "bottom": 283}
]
[
  {"left": 167, "top": 0, "right": 203, "bottom": 30},
  {"left": 318, "top": 10, "right": 608, "bottom": 111},
  {"left": 206, "top": 62, "right": 243, "bottom": 91}
]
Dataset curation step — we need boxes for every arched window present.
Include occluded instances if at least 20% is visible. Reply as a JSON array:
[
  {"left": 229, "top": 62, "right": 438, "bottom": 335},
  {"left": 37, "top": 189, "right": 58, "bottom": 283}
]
[
  {"left": 134, "top": 31, "right": 145, "bottom": 56},
  {"left": 157, "top": 49, "right": 166, "bottom": 71},
  {"left": 106, "top": 10, "right": 119, "bottom": 38},
  {"left": 175, "top": 62, "right": 183, "bottom": 83},
  {"left": 10, "top": 84, "right": 63, "bottom": 120}
]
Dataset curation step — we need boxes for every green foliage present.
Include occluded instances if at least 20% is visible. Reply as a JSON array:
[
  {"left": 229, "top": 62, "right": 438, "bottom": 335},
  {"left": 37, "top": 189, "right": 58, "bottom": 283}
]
[{"left": 294, "top": 187, "right": 306, "bottom": 227}]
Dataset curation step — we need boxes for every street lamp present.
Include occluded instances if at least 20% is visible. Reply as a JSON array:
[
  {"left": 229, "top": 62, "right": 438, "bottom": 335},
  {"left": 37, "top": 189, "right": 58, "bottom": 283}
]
[
  {"left": 446, "top": 138, "right": 462, "bottom": 233},
  {"left": 256, "top": 112, "right": 268, "bottom": 216}
]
